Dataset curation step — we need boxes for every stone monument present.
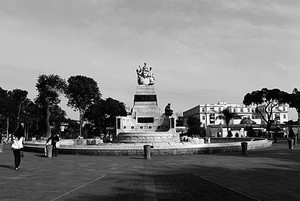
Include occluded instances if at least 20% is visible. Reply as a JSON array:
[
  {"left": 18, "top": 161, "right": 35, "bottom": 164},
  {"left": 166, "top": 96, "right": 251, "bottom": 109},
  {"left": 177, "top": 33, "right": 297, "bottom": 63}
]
[{"left": 116, "top": 63, "right": 179, "bottom": 143}]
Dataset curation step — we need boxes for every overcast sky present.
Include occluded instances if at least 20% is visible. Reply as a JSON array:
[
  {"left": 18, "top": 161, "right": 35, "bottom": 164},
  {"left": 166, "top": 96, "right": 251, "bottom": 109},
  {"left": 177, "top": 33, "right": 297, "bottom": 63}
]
[{"left": 0, "top": 0, "right": 299, "bottom": 120}]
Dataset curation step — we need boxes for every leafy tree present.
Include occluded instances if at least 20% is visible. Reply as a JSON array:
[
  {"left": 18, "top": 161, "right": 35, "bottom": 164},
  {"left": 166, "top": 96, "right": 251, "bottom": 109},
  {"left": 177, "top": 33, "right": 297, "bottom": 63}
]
[
  {"left": 288, "top": 88, "right": 300, "bottom": 137},
  {"left": 35, "top": 74, "right": 66, "bottom": 138},
  {"left": 60, "top": 118, "right": 79, "bottom": 139},
  {"left": 85, "top": 99, "right": 107, "bottom": 136},
  {"left": 66, "top": 75, "right": 101, "bottom": 137},
  {"left": 288, "top": 88, "right": 300, "bottom": 124},
  {"left": 22, "top": 100, "right": 42, "bottom": 138},
  {"left": 186, "top": 116, "right": 206, "bottom": 137},
  {"left": 217, "top": 108, "right": 238, "bottom": 134},
  {"left": 243, "top": 88, "right": 289, "bottom": 135},
  {"left": 50, "top": 105, "right": 66, "bottom": 134},
  {"left": 104, "top": 97, "right": 127, "bottom": 128},
  {"left": 0, "top": 88, "right": 30, "bottom": 137},
  {"left": 0, "top": 87, "right": 10, "bottom": 138},
  {"left": 8, "top": 89, "right": 28, "bottom": 121},
  {"left": 85, "top": 97, "right": 127, "bottom": 136}
]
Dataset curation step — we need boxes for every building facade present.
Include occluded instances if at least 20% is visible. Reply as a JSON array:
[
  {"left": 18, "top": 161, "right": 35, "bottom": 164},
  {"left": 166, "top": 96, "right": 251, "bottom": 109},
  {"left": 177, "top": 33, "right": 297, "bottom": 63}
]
[{"left": 183, "top": 102, "right": 289, "bottom": 128}]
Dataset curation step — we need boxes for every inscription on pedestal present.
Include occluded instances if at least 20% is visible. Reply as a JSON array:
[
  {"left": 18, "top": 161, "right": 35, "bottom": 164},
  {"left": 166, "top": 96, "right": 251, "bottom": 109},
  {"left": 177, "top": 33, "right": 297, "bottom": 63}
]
[{"left": 134, "top": 95, "right": 157, "bottom": 102}]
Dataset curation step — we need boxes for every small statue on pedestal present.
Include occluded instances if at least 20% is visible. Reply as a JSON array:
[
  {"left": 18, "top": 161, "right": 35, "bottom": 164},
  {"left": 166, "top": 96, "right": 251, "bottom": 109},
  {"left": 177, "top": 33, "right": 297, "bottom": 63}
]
[{"left": 165, "top": 103, "right": 173, "bottom": 116}]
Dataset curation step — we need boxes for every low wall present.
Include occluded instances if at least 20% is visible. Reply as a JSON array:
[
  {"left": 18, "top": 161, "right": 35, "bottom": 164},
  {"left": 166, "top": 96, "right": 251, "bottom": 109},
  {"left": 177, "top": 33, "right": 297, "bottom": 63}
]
[{"left": 23, "top": 138, "right": 272, "bottom": 156}]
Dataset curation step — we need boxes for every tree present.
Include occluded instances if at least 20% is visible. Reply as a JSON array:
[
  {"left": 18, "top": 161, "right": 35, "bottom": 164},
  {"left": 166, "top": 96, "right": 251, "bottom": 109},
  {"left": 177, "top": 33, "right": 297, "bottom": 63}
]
[
  {"left": 186, "top": 116, "right": 206, "bottom": 137},
  {"left": 288, "top": 88, "right": 300, "bottom": 124},
  {"left": 85, "top": 99, "right": 107, "bottom": 136},
  {"left": 22, "top": 100, "right": 42, "bottom": 139},
  {"left": 0, "top": 87, "right": 10, "bottom": 138},
  {"left": 60, "top": 118, "right": 80, "bottom": 139},
  {"left": 50, "top": 105, "right": 66, "bottom": 134},
  {"left": 85, "top": 97, "right": 127, "bottom": 136},
  {"left": 288, "top": 88, "right": 300, "bottom": 136},
  {"left": 104, "top": 97, "right": 127, "bottom": 133},
  {"left": 0, "top": 88, "right": 30, "bottom": 138},
  {"left": 8, "top": 89, "right": 28, "bottom": 121},
  {"left": 217, "top": 108, "right": 238, "bottom": 134},
  {"left": 243, "top": 88, "right": 289, "bottom": 135},
  {"left": 35, "top": 74, "right": 66, "bottom": 138},
  {"left": 66, "top": 75, "right": 101, "bottom": 137}
]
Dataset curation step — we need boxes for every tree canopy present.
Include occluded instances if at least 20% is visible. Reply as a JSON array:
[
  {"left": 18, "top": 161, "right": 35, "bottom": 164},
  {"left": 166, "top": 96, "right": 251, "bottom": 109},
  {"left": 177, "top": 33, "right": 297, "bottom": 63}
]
[
  {"left": 288, "top": 88, "right": 300, "bottom": 123},
  {"left": 85, "top": 97, "right": 127, "bottom": 136},
  {"left": 243, "top": 88, "right": 289, "bottom": 134},
  {"left": 186, "top": 116, "right": 206, "bottom": 137},
  {"left": 66, "top": 75, "right": 101, "bottom": 136},
  {"left": 35, "top": 74, "right": 67, "bottom": 138}
]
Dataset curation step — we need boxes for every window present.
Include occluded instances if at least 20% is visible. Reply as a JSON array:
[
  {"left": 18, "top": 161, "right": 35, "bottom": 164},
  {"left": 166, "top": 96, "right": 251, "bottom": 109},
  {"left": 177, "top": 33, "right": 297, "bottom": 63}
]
[
  {"left": 210, "top": 114, "right": 215, "bottom": 124},
  {"left": 283, "top": 114, "right": 286, "bottom": 119},
  {"left": 202, "top": 116, "right": 205, "bottom": 120},
  {"left": 138, "top": 117, "right": 154, "bottom": 123}
]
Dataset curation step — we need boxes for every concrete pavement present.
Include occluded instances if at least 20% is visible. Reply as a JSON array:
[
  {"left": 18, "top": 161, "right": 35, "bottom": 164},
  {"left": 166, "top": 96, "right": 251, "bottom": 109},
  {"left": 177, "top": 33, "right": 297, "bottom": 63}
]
[{"left": 0, "top": 139, "right": 300, "bottom": 201}]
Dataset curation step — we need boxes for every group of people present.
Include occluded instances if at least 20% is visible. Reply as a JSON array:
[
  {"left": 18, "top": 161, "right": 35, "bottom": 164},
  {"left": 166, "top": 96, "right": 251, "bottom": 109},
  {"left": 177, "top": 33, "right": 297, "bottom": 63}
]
[
  {"left": 45, "top": 133, "right": 60, "bottom": 157},
  {"left": 9, "top": 122, "right": 60, "bottom": 170}
]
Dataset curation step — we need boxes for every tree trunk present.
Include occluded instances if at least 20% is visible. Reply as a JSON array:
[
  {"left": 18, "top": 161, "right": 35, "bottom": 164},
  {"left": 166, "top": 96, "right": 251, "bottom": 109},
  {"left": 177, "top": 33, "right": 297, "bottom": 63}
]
[
  {"left": 226, "top": 125, "right": 229, "bottom": 137},
  {"left": 17, "top": 102, "right": 22, "bottom": 120},
  {"left": 266, "top": 122, "right": 272, "bottom": 138},
  {"left": 6, "top": 117, "right": 9, "bottom": 139},
  {"left": 45, "top": 107, "right": 51, "bottom": 138},
  {"left": 298, "top": 112, "right": 300, "bottom": 137},
  {"left": 79, "top": 110, "right": 83, "bottom": 137}
]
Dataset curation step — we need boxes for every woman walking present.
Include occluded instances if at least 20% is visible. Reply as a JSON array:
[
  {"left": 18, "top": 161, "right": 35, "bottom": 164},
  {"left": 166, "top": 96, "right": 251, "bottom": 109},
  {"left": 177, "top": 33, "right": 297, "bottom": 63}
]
[{"left": 11, "top": 123, "right": 24, "bottom": 170}]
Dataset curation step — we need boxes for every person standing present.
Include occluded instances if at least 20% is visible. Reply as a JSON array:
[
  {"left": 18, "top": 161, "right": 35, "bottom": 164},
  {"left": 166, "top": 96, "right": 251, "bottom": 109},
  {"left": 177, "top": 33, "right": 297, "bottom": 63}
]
[
  {"left": 11, "top": 124, "right": 24, "bottom": 170},
  {"left": 46, "top": 134, "right": 60, "bottom": 157}
]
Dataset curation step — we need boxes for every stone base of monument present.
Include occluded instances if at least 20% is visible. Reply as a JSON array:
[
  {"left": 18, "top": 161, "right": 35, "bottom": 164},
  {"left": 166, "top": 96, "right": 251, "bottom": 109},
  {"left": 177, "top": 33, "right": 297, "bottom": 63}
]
[
  {"left": 116, "top": 84, "right": 179, "bottom": 144},
  {"left": 117, "top": 132, "right": 180, "bottom": 143}
]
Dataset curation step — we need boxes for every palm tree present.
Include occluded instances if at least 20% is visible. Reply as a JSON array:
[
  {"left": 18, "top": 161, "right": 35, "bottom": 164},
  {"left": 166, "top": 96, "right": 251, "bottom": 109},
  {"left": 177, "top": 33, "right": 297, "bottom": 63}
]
[{"left": 217, "top": 108, "right": 238, "bottom": 136}]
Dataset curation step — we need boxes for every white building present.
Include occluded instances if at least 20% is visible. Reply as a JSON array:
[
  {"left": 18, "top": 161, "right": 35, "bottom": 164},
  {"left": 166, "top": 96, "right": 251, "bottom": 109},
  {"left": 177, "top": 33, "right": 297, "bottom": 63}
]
[{"left": 183, "top": 102, "right": 289, "bottom": 127}]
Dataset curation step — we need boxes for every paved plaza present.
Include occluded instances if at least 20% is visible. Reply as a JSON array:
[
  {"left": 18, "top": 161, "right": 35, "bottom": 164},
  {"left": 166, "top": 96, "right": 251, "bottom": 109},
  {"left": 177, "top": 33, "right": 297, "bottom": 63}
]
[{"left": 1, "top": 140, "right": 300, "bottom": 201}]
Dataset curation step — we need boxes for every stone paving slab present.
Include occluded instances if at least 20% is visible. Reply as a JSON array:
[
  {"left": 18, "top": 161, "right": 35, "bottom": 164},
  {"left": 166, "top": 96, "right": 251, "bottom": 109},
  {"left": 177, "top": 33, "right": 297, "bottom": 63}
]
[{"left": 0, "top": 139, "right": 300, "bottom": 201}]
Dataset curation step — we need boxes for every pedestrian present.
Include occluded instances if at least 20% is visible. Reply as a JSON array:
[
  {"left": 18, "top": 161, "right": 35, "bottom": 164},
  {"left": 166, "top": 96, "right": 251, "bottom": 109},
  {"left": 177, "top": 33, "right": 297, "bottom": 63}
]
[
  {"left": 11, "top": 123, "right": 25, "bottom": 170},
  {"left": 46, "top": 133, "right": 60, "bottom": 157},
  {"left": 44, "top": 138, "right": 51, "bottom": 156},
  {"left": 289, "top": 127, "right": 295, "bottom": 138}
]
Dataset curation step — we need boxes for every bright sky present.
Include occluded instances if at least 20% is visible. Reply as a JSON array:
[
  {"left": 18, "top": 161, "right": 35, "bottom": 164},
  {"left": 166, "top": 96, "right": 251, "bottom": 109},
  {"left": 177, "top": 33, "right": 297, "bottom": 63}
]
[{"left": 0, "top": 0, "right": 299, "bottom": 120}]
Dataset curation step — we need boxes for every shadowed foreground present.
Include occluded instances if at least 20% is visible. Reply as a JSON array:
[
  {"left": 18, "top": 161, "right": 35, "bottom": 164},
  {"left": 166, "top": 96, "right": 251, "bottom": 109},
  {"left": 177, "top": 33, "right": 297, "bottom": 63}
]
[{"left": 0, "top": 140, "right": 300, "bottom": 201}]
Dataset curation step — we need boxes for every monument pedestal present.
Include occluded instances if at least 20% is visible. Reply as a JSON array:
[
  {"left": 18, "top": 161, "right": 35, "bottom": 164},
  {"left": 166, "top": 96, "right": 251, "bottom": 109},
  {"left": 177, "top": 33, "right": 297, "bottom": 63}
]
[{"left": 117, "top": 86, "right": 179, "bottom": 143}]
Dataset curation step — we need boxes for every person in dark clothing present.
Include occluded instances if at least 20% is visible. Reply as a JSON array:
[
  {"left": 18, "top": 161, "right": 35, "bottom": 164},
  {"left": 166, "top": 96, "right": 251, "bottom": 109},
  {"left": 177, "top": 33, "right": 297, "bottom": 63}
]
[
  {"left": 289, "top": 127, "right": 295, "bottom": 138},
  {"left": 46, "top": 134, "right": 60, "bottom": 157}
]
